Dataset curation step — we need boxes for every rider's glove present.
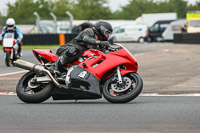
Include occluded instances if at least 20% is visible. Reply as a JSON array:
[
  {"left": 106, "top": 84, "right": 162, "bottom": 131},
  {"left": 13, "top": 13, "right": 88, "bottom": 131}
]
[{"left": 96, "top": 41, "right": 110, "bottom": 48}]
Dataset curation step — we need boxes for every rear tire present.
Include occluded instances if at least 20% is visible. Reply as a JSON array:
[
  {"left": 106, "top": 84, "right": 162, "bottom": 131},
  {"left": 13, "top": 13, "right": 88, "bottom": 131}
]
[
  {"left": 103, "top": 73, "right": 143, "bottom": 103},
  {"left": 5, "top": 51, "right": 11, "bottom": 67},
  {"left": 16, "top": 72, "right": 55, "bottom": 103}
]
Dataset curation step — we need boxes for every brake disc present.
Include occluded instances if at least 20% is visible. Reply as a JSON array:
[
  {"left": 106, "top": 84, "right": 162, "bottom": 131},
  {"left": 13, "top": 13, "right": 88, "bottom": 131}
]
[{"left": 111, "top": 77, "right": 132, "bottom": 93}]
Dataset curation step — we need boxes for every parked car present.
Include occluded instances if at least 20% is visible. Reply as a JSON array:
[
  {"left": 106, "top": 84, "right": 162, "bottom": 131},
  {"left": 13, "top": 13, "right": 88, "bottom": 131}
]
[{"left": 111, "top": 25, "right": 148, "bottom": 43}]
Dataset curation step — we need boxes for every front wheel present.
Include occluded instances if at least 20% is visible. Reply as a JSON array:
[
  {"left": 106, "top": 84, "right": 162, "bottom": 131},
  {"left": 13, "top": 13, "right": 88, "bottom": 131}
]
[
  {"left": 103, "top": 73, "right": 143, "bottom": 103},
  {"left": 5, "top": 51, "right": 11, "bottom": 67},
  {"left": 16, "top": 72, "right": 55, "bottom": 103}
]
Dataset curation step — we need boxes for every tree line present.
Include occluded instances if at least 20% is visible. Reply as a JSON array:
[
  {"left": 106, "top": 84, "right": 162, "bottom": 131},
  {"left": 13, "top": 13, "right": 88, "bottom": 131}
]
[{"left": 0, "top": 0, "right": 200, "bottom": 24}]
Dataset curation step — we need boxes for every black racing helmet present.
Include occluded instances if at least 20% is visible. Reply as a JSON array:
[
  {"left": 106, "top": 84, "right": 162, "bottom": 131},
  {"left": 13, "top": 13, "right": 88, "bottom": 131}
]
[{"left": 94, "top": 20, "right": 113, "bottom": 41}]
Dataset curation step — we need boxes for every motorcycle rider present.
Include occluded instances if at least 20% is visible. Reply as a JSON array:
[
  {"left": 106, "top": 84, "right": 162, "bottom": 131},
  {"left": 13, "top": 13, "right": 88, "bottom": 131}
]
[
  {"left": 0, "top": 18, "right": 23, "bottom": 57},
  {"left": 52, "top": 20, "right": 113, "bottom": 74}
]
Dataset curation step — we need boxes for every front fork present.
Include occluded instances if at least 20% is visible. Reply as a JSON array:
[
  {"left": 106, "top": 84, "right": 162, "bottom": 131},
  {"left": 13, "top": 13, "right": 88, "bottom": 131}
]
[{"left": 116, "top": 66, "right": 123, "bottom": 86}]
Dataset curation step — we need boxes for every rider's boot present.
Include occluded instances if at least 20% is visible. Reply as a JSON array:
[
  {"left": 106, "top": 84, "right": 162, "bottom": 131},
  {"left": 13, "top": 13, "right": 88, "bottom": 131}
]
[
  {"left": 50, "top": 54, "right": 70, "bottom": 76},
  {"left": 17, "top": 46, "right": 22, "bottom": 58},
  {"left": 50, "top": 59, "right": 61, "bottom": 76}
]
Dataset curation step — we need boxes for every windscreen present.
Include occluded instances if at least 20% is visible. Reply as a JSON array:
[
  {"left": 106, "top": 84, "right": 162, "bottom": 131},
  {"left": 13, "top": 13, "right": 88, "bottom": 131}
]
[{"left": 189, "top": 20, "right": 200, "bottom": 27}]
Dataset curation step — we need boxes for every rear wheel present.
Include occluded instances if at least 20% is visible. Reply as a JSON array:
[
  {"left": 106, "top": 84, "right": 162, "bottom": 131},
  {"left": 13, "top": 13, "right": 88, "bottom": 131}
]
[
  {"left": 5, "top": 51, "right": 11, "bottom": 67},
  {"left": 103, "top": 73, "right": 143, "bottom": 103},
  {"left": 16, "top": 72, "right": 55, "bottom": 103}
]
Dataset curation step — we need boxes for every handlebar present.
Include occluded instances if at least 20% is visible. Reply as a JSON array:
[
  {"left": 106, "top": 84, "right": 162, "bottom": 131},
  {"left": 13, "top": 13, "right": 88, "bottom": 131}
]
[
  {"left": 107, "top": 46, "right": 116, "bottom": 52},
  {"left": 96, "top": 42, "right": 122, "bottom": 53},
  {"left": 105, "top": 44, "right": 122, "bottom": 52}
]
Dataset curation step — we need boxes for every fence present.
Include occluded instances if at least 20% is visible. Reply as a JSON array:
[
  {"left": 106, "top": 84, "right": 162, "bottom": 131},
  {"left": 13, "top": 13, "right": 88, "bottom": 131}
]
[{"left": 22, "top": 33, "right": 78, "bottom": 45}]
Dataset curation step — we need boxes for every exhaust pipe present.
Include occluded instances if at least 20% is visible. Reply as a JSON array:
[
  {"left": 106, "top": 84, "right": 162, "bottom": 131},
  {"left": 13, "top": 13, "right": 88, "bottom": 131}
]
[{"left": 14, "top": 59, "right": 60, "bottom": 86}]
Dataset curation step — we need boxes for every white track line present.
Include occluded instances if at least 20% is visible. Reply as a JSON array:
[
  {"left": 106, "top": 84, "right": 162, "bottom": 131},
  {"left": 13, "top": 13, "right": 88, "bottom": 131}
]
[
  {"left": 0, "top": 70, "right": 28, "bottom": 77},
  {"left": 0, "top": 92, "right": 16, "bottom": 95}
]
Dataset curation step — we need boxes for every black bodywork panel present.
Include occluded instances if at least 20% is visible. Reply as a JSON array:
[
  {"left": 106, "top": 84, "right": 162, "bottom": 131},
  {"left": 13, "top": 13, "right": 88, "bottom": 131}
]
[{"left": 52, "top": 66, "right": 102, "bottom": 100}]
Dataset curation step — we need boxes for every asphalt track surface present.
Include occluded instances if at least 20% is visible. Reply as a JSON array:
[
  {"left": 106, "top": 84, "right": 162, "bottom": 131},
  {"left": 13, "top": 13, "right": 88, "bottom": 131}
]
[{"left": 0, "top": 95, "right": 200, "bottom": 133}]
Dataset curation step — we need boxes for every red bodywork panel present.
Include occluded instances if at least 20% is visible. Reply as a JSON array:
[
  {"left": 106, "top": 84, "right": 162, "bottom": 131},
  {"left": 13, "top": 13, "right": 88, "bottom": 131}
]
[
  {"left": 5, "top": 48, "right": 12, "bottom": 52},
  {"left": 78, "top": 48, "right": 138, "bottom": 80},
  {"left": 32, "top": 49, "right": 58, "bottom": 63},
  {"left": 81, "top": 49, "right": 104, "bottom": 57},
  {"left": 73, "top": 50, "right": 105, "bottom": 65},
  {"left": 32, "top": 45, "right": 138, "bottom": 80}
]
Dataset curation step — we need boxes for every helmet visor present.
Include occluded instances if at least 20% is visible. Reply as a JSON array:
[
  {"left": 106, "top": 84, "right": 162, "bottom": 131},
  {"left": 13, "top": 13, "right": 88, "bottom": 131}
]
[
  {"left": 7, "top": 24, "right": 14, "bottom": 28},
  {"left": 7, "top": 25, "right": 14, "bottom": 30},
  {"left": 100, "top": 26, "right": 112, "bottom": 39}
]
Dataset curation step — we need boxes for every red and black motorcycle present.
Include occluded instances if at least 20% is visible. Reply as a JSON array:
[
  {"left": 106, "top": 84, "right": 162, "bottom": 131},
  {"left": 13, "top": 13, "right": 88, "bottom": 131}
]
[{"left": 14, "top": 43, "right": 143, "bottom": 103}]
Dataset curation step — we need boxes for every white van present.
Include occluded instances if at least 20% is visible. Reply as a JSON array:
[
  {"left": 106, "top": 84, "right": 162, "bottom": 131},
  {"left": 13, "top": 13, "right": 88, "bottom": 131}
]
[
  {"left": 162, "top": 19, "right": 186, "bottom": 41},
  {"left": 111, "top": 25, "right": 148, "bottom": 43}
]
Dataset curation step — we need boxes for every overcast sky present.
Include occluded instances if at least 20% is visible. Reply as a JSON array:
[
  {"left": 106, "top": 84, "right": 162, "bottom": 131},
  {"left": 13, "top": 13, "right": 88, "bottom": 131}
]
[{"left": 0, "top": 0, "right": 199, "bottom": 16}]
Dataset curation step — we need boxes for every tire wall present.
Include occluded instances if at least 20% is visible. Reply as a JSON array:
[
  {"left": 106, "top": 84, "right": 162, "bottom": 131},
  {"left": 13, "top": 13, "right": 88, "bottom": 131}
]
[
  {"left": 174, "top": 33, "right": 200, "bottom": 44},
  {"left": 22, "top": 33, "right": 78, "bottom": 45}
]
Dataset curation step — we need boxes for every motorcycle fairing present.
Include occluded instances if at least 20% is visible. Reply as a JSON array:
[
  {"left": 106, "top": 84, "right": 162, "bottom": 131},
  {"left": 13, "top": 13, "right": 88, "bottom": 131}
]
[
  {"left": 32, "top": 49, "right": 58, "bottom": 63},
  {"left": 52, "top": 66, "right": 102, "bottom": 100},
  {"left": 78, "top": 48, "right": 138, "bottom": 80}
]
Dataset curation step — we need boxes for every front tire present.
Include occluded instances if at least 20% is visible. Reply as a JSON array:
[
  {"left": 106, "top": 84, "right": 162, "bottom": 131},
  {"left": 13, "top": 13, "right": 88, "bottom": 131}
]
[
  {"left": 16, "top": 72, "right": 55, "bottom": 103},
  {"left": 5, "top": 51, "right": 11, "bottom": 67},
  {"left": 103, "top": 73, "right": 143, "bottom": 103}
]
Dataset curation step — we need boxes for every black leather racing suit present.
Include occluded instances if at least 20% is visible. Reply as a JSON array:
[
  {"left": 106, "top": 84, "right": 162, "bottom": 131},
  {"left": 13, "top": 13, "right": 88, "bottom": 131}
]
[{"left": 56, "top": 28, "right": 103, "bottom": 67}]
